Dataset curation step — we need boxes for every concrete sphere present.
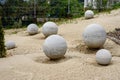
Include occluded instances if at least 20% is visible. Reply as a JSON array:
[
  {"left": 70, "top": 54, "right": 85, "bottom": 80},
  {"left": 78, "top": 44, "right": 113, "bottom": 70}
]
[
  {"left": 5, "top": 41, "right": 16, "bottom": 50},
  {"left": 96, "top": 49, "right": 112, "bottom": 65},
  {"left": 43, "top": 35, "right": 67, "bottom": 59},
  {"left": 83, "top": 24, "right": 106, "bottom": 48},
  {"left": 27, "top": 23, "right": 39, "bottom": 35},
  {"left": 85, "top": 10, "right": 94, "bottom": 19},
  {"left": 42, "top": 21, "right": 58, "bottom": 37}
]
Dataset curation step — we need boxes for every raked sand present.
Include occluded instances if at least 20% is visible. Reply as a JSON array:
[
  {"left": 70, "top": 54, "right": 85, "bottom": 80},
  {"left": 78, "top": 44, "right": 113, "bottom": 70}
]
[{"left": 1, "top": 9, "right": 120, "bottom": 80}]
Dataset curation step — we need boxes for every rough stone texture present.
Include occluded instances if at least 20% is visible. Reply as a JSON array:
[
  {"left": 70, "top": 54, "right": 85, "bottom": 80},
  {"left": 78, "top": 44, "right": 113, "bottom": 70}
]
[
  {"left": 42, "top": 21, "right": 58, "bottom": 37},
  {"left": 27, "top": 24, "right": 39, "bottom": 35},
  {"left": 83, "top": 24, "right": 106, "bottom": 48},
  {"left": 85, "top": 10, "right": 94, "bottom": 19},
  {"left": 43, "top": 35, "right": 67, "bottom": 59},
  {"left": 96, "top": 49, "right": 112, "bottom": 65},
  {"left": 5, "top": 41, "right": 16, "bottom": 50}
]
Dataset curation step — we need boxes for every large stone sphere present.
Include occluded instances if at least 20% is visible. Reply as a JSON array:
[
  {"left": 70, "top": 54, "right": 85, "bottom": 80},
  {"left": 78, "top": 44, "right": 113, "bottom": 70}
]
[
  {"left": 96, "top": 49, "right": 112, "bottom": 65},
  {"left": 43, "top": 35, "right": 67, "bottom": 59},
  {"left": 5, "top": 41, "right": 16, "bottom": 50},
  {"left": 83, "top": 24, "right": 106, "bottom": 48},
  {"left": 42, "top": 21, "right": 58, "bottom": 37},
  {"left": 27, "top": 23, "right": 39, "bottom": 35},
  {"left": 85, "top": 10, "right": 94, "bottom": 19}
]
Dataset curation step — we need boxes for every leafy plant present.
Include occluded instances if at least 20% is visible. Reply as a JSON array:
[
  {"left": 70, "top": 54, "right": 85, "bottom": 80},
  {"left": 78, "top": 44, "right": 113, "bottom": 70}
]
[{"left": 112, "top": 2, "right": 120, "bottom": 9}]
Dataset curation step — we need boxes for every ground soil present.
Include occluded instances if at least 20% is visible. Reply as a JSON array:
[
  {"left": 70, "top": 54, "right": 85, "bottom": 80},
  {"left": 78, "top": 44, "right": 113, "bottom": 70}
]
[{"left": 1, "top": 9, "right": 120, "bottom": 80}]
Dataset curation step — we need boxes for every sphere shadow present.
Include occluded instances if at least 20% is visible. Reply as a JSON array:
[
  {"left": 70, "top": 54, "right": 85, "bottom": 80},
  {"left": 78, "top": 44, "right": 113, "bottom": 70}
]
[
  {"left": 34, "top": 56, "right": 73, "bottom": 64},
  {"left": 18, "top": 30, "right": 41, "bottom": 37},
  {"left": 76, "top": 42, "right": 101, "bottom": 54},
  {"left": 90, "top": 61, "right": 114, "bottom": 67}
]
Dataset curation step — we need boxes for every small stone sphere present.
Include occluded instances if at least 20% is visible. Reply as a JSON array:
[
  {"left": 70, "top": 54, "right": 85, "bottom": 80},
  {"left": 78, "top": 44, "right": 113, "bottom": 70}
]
[
  {"left": 85, "top": 10, "right": 94, "bottom": 19},
  {"left": 27, "top": 23, "right": 39, "bottom": 35},
  {"left": 5, "top": 41, "right": 16, "bottom": 50},
  {"left": 96, "top": 49, "right": 112, "bottom": 65},
  {"left": 42, "top": 21, "right": 58, "bottom": 37},
  {"left": 83, "top": 24, "right": 106, "bottom": 48},
  {"left": 43, "top": 35, "right": 67, "bottom": 59}
]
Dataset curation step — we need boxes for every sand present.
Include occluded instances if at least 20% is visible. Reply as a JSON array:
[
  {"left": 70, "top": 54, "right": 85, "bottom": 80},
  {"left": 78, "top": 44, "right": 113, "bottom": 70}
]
[{"left": 1, "top": 9, "right": 120, "bottom": 80}]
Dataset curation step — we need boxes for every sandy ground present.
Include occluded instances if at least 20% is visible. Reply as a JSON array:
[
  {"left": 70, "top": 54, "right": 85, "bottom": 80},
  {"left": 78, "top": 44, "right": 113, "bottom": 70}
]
[{"left": 1, "top": 9, "right": 120, "bottom": 80}]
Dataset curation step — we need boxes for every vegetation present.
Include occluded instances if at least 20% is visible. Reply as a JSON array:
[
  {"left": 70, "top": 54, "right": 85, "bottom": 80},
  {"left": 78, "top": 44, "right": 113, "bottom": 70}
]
[
  {"left": 0, "top": 0, "right": 120, "bottom": 28},
  {"left": 0, "top": 19, "right": 6, "bottom": 57},
  {"left": 112, "top": 2, "right": 120, "bottom": 9},
  {"left": 0, "top": 0, "right": 84, "bottom": 27}
]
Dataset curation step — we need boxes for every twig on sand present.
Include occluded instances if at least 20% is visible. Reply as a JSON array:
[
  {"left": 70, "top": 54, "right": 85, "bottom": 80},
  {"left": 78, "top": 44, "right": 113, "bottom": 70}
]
[
  {"left": 107, "top": 36, "right": 120, "bottom": 45},
  {"left": 107, "top": 28, "right": 120, "bottom": 45}
]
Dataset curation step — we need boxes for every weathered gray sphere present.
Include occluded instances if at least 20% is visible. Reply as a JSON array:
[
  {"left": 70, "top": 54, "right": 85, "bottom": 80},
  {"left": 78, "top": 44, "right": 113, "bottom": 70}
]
[
  {"left": 43, "top": 35, "right": 67, "bottom": 59},
  {"left": 85, "top": 10, "right": 94, "bottom": 19},
  {"left": 42, "top": 21, "right": 58, "bottom": 37},
  {"left": 96, "top": 49, "right": 112, "bottom": 65},
  {"left": 5, "top": 41, "right": 16, "bottom": 50},
  {"left": 83, "top": 24, "right": 106, "bottom": 48},
  {"left": 27, "top": 23, "right": 39, "bottom": 35}
]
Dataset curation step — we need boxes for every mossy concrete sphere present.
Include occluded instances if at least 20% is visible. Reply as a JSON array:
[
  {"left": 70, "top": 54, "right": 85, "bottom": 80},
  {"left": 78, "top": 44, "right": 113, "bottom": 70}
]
[
  {"left": 83, "top": 24, "right": 106, "bottom": 48},
  {"left": 42, "top": 21, "right": 58, "bottom": 37},
  {"left": 96, "top": 49, "right": 112, "bottom": 65},
  {"left": 27, "top": 23, "right": 39, "bottom": 35},
  {"left": 85, "top": 10, "right": 94, "bottom": 19},
  {"left": 43, "top": 35, "right": 67, "bottom": 59},
  {"left": 5, "top": 41, "right": 16, "bottom": 50}
]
